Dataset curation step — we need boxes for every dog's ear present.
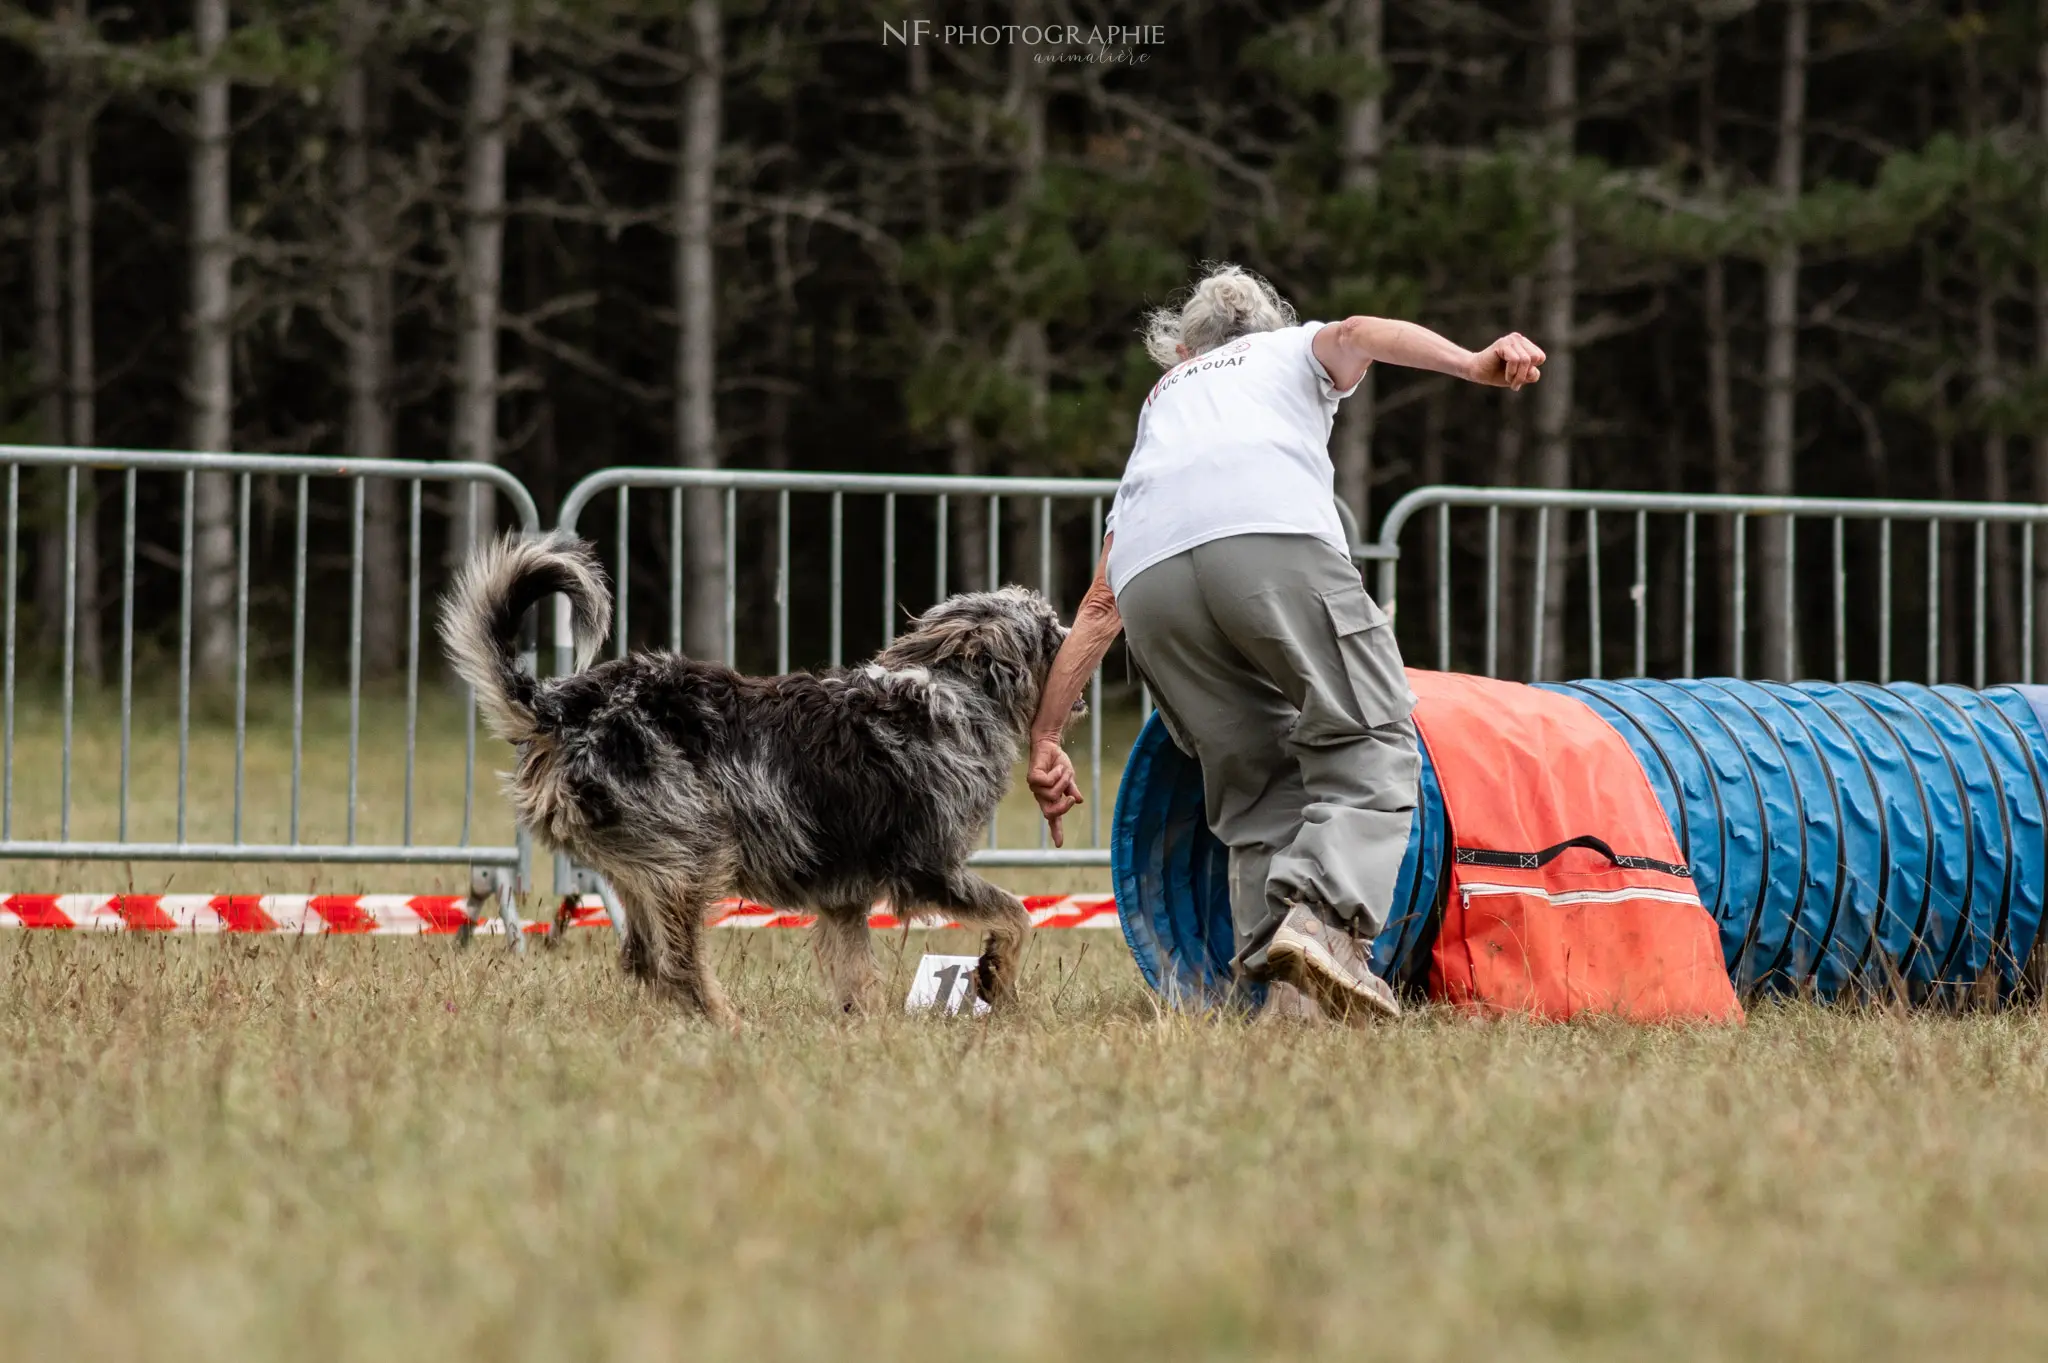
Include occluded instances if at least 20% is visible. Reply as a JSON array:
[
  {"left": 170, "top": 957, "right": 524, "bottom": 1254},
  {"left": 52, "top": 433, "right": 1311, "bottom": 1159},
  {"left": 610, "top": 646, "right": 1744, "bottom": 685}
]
[{"left": 922, "top": 616, "right": 981, "bottom": 664}]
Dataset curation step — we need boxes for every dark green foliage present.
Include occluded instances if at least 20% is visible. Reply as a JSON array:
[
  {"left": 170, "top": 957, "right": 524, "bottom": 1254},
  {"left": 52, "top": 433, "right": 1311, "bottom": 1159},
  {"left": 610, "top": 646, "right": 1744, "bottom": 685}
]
[{"left": 0, "top": 0, "right": 2044, "bottom": 624}]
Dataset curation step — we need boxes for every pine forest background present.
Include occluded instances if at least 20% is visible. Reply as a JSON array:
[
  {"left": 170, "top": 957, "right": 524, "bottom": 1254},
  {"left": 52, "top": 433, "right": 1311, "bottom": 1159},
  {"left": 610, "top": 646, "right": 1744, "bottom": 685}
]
[{"left": 2, "top": 0, "right": 2046, "bottom": 689}]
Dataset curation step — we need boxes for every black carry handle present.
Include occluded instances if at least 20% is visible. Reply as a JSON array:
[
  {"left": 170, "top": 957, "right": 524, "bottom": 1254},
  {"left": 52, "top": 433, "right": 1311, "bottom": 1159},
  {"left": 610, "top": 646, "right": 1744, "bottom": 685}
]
[{"left": 1454, "top": 834, "right": 1690, "bottom": 879}]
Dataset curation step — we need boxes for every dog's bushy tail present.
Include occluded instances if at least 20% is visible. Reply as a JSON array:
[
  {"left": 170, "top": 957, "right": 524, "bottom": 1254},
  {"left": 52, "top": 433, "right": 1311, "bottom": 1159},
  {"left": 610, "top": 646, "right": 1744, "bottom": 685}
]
[{"left": 439, "top": 530, "right": 611, "bottom": 743}]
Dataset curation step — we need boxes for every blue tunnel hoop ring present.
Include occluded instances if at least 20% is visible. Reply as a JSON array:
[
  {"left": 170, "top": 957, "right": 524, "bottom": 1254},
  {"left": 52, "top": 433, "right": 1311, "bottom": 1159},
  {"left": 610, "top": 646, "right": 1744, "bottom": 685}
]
[{"left": 1109, "top": 679, "right": 2048, "bottom": 1006}]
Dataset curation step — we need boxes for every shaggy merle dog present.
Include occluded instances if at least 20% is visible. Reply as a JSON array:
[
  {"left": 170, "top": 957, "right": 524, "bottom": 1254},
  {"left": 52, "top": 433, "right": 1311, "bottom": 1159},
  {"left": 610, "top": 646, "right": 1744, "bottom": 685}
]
[{"left": 441, "top": 530, "right": 1070, "bottom": 1026}]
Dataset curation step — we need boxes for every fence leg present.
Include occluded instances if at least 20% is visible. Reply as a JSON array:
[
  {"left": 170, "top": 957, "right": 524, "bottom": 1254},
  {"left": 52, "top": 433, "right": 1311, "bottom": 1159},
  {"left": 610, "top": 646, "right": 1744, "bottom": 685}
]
[
  {"left": 547, "top": 861, "right": 631, "bottom": 947},
  {"left": 459, "top": 865, "right": 525, "bottom": 952}
]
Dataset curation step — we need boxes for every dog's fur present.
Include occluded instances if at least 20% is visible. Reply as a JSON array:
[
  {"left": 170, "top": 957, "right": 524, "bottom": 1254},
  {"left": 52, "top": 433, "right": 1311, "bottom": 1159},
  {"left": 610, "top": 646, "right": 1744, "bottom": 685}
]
[{"left": 440, "top": 530, "right": 1071, "bottom": 1025}]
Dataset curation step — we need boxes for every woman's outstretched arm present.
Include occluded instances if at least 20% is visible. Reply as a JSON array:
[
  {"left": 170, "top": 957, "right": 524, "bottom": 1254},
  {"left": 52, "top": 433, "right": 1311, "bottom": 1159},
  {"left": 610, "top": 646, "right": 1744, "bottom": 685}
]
[{"left": 1313, "top": 317, "right": 1545, "bottom": 394}]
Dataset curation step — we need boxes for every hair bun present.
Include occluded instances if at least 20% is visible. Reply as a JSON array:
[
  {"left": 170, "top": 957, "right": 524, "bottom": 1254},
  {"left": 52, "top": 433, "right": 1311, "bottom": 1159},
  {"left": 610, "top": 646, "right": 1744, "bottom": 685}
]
[{"left": 1140, "top": 262, "right": 1297, "bottom": 370}]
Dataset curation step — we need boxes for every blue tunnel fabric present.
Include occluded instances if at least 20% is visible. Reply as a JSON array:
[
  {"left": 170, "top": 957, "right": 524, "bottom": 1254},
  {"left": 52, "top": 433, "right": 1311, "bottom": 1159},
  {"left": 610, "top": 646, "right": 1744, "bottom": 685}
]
[
  {"left": 1109, "top": 679, "right": 2048, "bottom": 1003},
  {"left": 1109, "top": 717, "right": 1444, "bottom": 1007}
]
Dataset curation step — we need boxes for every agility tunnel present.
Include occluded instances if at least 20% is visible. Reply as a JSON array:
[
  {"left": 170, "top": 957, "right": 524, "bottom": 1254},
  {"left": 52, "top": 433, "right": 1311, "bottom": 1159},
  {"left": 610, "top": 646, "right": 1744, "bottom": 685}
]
[{"left": 1111, "top": 678, "right": 2048, "bottom": 1007}]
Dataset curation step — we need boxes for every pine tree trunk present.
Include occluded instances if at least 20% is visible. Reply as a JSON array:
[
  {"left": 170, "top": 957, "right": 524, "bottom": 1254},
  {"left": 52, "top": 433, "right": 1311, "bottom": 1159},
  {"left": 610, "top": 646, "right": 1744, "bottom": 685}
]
[
  {"left": 2036, "top": 4, "right": 2048, "bottom": 681},
  {"left": 340, "top": 0, "right": 400, "bottom": 678},
  {"left": 1532, "top": 0, "right": 1575, "bottom": 681},
  {"left": 1981, "top": 425, "right": 2015, "bottom": 686},
  {"left": 1332, "top": 0, "right": 1383, "bottom": 528},
  {"left": 1964, "top": 34, "right": 2016, "bottom": 685},
  {"left": 1494, "top": 275, "right": 1531, "bottom": 677},
  {"left": 675, "top": 0, "right": 724, "bottom": 659},
  {"left": 1759, "top": 0, "right": 1807, "bottom": 679},
  {"left": 949, "top": 427, "right": 987, "bottom": 593},
  {"left": 1003, "top": 3, "right": 1049, "bottom": 591},
  {"left": 1702, "top": 37, "right": 1740, "bottom": 675},
  {"left": 189, "top": 0, "right": 237, "bottom": 688},
  {"left": 1936, "top": 427, "right": 1961, "bottom": 683},
  {"left": 64, "top": 8, "right": 100, "bottom": 685},
  {"left": 908, "top": 37, "right": 982, "bottom": 597},
  {"left": 450, "top": 0, "right": 511, "bottom": 561},
  {"left": 1421, "top": 381, "right": 1446, "bottom": 662},
  {"left": 32, "top": 65, "right": 66, "bottom": 659}
]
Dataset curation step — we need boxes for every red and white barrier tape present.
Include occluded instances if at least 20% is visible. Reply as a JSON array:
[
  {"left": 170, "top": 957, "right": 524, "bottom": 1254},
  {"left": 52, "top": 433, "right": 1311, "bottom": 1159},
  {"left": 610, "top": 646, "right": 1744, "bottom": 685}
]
[{"left": 0, "top": 893, "right": 1122, "bottom": 935}]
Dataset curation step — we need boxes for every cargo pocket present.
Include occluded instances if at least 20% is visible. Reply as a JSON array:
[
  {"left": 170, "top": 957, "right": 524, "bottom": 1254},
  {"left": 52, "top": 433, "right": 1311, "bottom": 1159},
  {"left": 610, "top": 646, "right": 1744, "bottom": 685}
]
[{"left": 1295, "top": 581, "right": 1415, "bottom": 744}]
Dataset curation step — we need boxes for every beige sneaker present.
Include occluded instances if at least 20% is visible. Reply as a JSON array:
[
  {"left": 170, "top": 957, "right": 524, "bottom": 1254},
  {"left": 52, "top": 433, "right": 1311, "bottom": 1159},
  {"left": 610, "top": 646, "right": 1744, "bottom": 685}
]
[
  {"left": 1257, "top": 978, "right": 1326, "bottom": 1023},
  {"left": 1265, "top": 903, "right": 1402, "bottom": 1023}
]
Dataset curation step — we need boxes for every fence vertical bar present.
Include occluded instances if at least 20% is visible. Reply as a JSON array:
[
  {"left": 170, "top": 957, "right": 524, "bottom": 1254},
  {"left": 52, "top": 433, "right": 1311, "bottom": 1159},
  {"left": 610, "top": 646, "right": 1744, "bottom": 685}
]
[
  {"left": 60, "top": 466, "right": 76, "bottom": 840},
  {"left": 669, "top": 487, "right": 683, "bottom": 652},
  {"left": 1038, "top": 495, "right": 1052, "bottom": 597},
  {"left": 1586, "top": 508, "right": 1602, "bottom": 680},
  {"left": 234, "top": 473, "right": 251, "bottom": 842},
  {"left": 776, "top": 489, "right": 790, "bottom": 674},
  {"left": 1973, "top": 520, "right": 1987, "bottom": 689},
  {"left": 1528, "top": 508, "right": 1549, "bottom": 683},
  {"left": 1038, "top": 495, "right": 1053, "bottom": 849},
  {"left": 882, "top": 492, "right": 897, "bottom": 645},
  {"left": 290, "top": 476, "right": 307, "bottom": 842},
  {"left": 723, "top": 487, "right": 736, "bottom": 665},
  {"left": 119, "top": 470, "right": 134, "bottom": 840},
  {"left": 1484, "top": 505, "right": 1500, "bottom": 678},
  {"left": 831, "top": 491, "right": 844, "bottom": 667},
  {"left": 461, "top": 485, "right": 478, "bottom": 845},
  {"left": 347, "top": 477, "right": 365, "bottom": 845},
  {"left": 987, "top": 494, "right": 1001, "bottom": 589},
  {"left": 935, "top": 493, "right": 949, "bottom": 599},
  {"left": 1880, "top": 519, "right": 1893, "bottom": 685},
  {"left": 3, "top": 466, "right": 15, "bottom": 839},
  {"left": 1090, "top": 496, "right": 1104, "bottom": 848},
  {"left": 1732, "top": 514, "right": 1747, "bottom": 680},
  {"left": 1780, "top": 517, "right": 1797, "bottom": 680},
  {"left": 1435, "top": 503, "right": 1450, "bottom": 672},
  {"left": 615, "top": 485, "right": 630, "bottom": 660},
  {"left": 178, "top": 470, "right": 194, "bottom": 842},
  {"left": 1928, "top": 521, "right": 1941, "bottom": 685},
  {"left": 1682, "top": 513, "right": 1696, "bottom": 679},
  {"left": 404, "top": 479, "right": 421, "bottom": 845},
  {"left": 1633, "top": 510, "right": 1647, "bottom": 678},
  {"left": 1832, "top": 516, "right": 1846, "bottom": 684},
  {"left": 988, "top": 495, "right": 1000, "bottom": 848},
  {"left": 2026, "top": 522, "right": 2037, "bottom": 686}
]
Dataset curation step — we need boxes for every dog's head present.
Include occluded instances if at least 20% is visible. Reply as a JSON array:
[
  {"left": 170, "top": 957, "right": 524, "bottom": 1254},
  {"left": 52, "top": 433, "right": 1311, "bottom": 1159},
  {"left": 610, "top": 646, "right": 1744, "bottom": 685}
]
[{"left": 878, "top": 587, "right": 1071, "bottom": 729}]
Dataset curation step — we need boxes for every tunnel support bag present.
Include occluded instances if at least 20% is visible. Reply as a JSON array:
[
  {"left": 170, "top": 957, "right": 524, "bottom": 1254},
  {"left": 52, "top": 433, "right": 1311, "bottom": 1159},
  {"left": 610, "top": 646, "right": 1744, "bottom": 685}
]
[{"left": 1409, "top": 671, "right": 1743, "bottom": 1024}]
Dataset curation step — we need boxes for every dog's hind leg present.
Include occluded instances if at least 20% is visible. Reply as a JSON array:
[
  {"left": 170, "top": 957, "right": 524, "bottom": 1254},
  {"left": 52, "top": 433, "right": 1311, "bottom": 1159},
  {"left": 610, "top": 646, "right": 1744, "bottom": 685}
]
[
  {"left": 920, "top": 871, "right": 1033, "bottom": 1008},
  {"left": 648, "top": 877, "right": 738, "bottom": 1029},
  {"left": 812, "top": 905, "right": 880, "bottom": 1015}
]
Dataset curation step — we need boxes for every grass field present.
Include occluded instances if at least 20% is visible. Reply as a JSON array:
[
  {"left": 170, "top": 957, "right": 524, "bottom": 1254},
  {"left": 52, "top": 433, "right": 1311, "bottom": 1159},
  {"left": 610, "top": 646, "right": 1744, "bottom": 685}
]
[
  {"left": 11, "top": 688, "right": 2048, "bottom": 1359},
  {"left": 5, "top": 930, "right": 2048, "bottom": 1362}
]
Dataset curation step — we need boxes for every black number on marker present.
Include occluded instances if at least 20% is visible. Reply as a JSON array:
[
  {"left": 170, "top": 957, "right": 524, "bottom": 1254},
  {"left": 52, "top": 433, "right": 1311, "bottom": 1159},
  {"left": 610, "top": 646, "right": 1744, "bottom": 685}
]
[{"left": 931, "top": 964, "right": 963, "bottom": 1011}]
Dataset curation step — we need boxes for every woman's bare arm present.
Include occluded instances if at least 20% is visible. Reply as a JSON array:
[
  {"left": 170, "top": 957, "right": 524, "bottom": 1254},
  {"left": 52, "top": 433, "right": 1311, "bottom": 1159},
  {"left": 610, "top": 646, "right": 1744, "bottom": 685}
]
[
  {"left": 1313, "top": 317, "right": 1545, "bottom": 395},
  {"left": 1027, "top": 535, "right": 1122, "bottom": 848}
]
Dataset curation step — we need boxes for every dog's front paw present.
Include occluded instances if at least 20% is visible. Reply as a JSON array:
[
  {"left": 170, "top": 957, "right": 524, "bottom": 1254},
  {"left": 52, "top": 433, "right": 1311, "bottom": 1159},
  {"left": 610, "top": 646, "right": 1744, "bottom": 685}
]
[{"left": 973, "top": 947, "right": 1019, "bottom": 1009}]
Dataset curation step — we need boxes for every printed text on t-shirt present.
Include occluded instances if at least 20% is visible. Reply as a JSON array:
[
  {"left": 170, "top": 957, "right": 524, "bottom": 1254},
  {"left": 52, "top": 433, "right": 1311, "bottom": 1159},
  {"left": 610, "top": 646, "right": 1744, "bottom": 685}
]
[{"left": 1145, "top": 353, "right": 1246, "bottom": 406}]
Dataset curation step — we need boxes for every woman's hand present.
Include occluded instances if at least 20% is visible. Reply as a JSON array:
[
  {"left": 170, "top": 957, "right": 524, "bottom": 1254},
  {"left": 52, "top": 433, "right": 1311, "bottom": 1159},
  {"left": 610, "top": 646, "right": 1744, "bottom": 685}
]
[
  {"left": 1467, "top": 333, "right": 1546, "bottom": 390},
  {"left": 1028, "top": 736, "right": 1084, "bottom": 848}
]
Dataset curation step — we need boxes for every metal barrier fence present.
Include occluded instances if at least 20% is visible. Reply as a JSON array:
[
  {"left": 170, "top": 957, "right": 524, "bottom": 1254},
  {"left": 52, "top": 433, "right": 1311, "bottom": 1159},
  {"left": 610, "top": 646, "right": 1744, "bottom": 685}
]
[
  {"left": 0, "top": 444, "right": 542, "bottom": 940},
  {"left": 554, "top": 468, "right": 1132, "bottom": 872},
  {"left": 1371, "top": 486, "right": 2048, "bottom": 688},
  {"left": 16, "top": 449, "right": 2048, "bottom": 927}
]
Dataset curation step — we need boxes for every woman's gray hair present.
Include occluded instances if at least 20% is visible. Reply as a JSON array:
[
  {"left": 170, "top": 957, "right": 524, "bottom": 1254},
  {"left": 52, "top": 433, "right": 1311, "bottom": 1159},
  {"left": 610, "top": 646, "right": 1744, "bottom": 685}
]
[{"left": 1142, "top": 262, "right": 1298, "bottom": 369}]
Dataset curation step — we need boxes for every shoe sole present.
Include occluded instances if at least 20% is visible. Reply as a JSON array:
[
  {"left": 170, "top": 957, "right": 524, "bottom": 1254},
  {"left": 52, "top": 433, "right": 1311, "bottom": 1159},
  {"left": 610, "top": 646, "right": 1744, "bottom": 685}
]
[{"left": 1267, "top": 932, "right": 1402, "bottom": 1024}]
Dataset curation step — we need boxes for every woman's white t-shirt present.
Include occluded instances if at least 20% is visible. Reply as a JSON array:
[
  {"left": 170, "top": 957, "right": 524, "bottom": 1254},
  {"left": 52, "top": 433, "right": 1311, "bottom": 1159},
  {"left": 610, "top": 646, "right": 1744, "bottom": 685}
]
[{"left": 1105, "top": 321, "right": 1359, "bottom": 597}]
